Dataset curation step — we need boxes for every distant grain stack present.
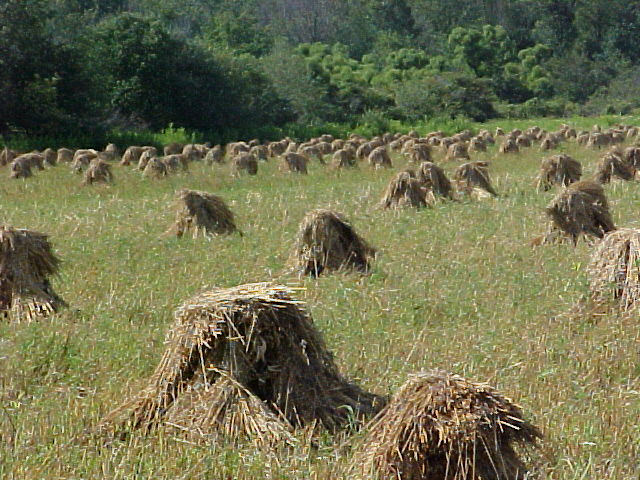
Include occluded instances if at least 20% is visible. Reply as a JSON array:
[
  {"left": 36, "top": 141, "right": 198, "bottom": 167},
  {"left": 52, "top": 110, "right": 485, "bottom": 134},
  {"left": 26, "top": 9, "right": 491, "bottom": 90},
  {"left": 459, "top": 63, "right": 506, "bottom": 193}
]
[
  {"left": 168, "top": 189, "right": 236, "bottom": 238},
  {"left": 350, "top": 370, "right": 541, "bottom": 480},
  {"left": 142, "top": 157, "right": 168, "bottom": 178},
  {"left": 1, "top": 147, "right": 16, "bottom": 166},
  {"left": 331, "top": 148, "right": 356, "bottom": 169},
  {"left": 204, "top": 145, "right": 224, "bottom": 165},
  {"left": 71, "top": 153, "right": 93, "bottom": 174},
  {"left": 280, "top": 152, "right": 308, "bottom": 174},
  {"left": 120, "top": 146, "right": 144, "bottom": 166},
  {"left": 137, "top": 147, "right": 157, "bottom": 171},
  {"left": 231, "top": 153, "right": 258, "bottom": 176},
  {"left": 380, "top": 170, "right": 427, "bottom": 209},
  {"left": 468, "top": 137, "right": 486, "bottom": 153},
  {"left": 0, "top": 226, "right": 66, "bottom": 322},
  {"left": 587, "top": 229, "right": 640, "bottom": 313},
  {"left": 42, "top": 148, "right": 57, "bottom": 167},
  {"left": 536, "top": 154, "right": 582, "bottom": 191},
  {"left": 444, "top": 142, "right": 469, "bottom": 161},
  {"left": 291, "top": 209, "right": 375, "bottom": 276},
  {"left": 368, "top": 146, "right": 392, "bottom": 168},
  {"left": 454, "top": 161, "right": 498, "bottom": 197},
  {"left": 499, "top": 138, "right": 519, "bottom": 154},
  {"left": 416, "top": 162, "right": 453, "bottom": 202},
  {"left": 9, "top": 156, "right": 33, "bottom": 179},
  {"left": 83, "top": 159, "right": 113, "bottom": 185},
  {"left": 594, "top": 152, "right": 635, "bottom": 184},
  {"left": 543, "top": 181, "right": 616, "bottom": 244},
  {"left": 408, "top": 143, "right": 431, "bottom": 163},
  {"left": 100, "top": 283, "right": 384, "bottom": 445}
]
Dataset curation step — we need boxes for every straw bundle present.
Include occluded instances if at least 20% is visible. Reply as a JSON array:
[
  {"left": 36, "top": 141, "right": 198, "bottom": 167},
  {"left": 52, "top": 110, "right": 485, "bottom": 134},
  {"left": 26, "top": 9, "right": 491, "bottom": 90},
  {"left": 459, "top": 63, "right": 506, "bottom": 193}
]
[
  {"left": 587, "top": 229, "right": 640, "bottom": 312},
  {"left": 416, "top": 162, "right": 453, "bottom": 201},
  {"left": 444, "top": 143, "right": 469, "bottom": 162},
  {"left": 137, "top": 148, "right": 157, "bottom": 171},
  {"left": 454, "top": 162, "right": 498, "bottom": 197},
  {"left": 331, "top": 149, "right": 356, "bottom": 169},
  {"left": 499, "top": 139, "right": 519, "bottom": 154},
  {"left": 142, "top": 157, "right": 168, "bottom": 178},
  {"left": 9, "top": 157, "right": 32, "bottom": 179},
  {"left": 409, "top": 144, "right": 432, "bottom": 163},
  {"left": 205, "top": 145, "right": 224, "bottom": 165},
  {"left": 350, "top": 371, "right": 541, "bottom": 480},
  {"left": 162, "top": 154, "right": 188, "bottom": 173},
  {"left": 280, "top": 152, "right": 308, "bottom": 174},
  {"left": 368, "top": 147, "right": 392, "bottom": 169},
  {"left": 120, "top": 146, "right": 143, "bottom": 166},
  {"left": 43, "top": 148, "right": 57, "bottom": 166},
  {"left": 0, "top": 226, "right": 66, "bottom": 322},
  {"left": 468, "top": 137, "right": 486, "bottom": 153},
  {"left": 536, "top": 154, "right": 582, "bottom": 191},
  {"left": 83, "top": 159, "right": 113, "bottom": 185},
  {"left": 291, "top": 209, "right": 376, "bottom": 276},
  {"left": 623, "top": 147, "right": 640, "bottom": 169},
  {"left": 545, "top": 181, "right": 615, "bottom": 243},
  {"left": 380, "top": 171, "right": 427, "bottom": 209},
  {"left": 168, "top": 189, "right": 236, "bottom": 238},
  {"left": 101, "top": 283, "right": 384, "bottom": 445},
  {"left": 231, "top": 153, "right": 258, "bottom": 176},
  {"left": 71, "top": 153, "right": 93, "bottom": 174},
  {"left": 594, "top": 153, "right": 635, "bottom": 184}
]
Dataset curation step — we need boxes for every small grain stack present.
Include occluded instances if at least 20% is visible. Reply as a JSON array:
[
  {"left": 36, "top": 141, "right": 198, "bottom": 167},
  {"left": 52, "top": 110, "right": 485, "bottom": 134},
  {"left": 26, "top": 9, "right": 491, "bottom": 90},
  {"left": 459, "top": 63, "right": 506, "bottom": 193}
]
[
  {"left": 100, "top": 283, "right": 384, "bottom": 445},
  {"left": 205, "top": 145, "right": 224, "bottom": 165},
  {"left": 544, "top": 180, "right": 616, "bottom": 244},
  {"left": 142, "top": 157, "right": 168, "bottom": 178},
  {"left": 168, "top": 189, "right": 236, "bottom": 238},
  {"left": 516, "top": 135, "right": 532, "bottom": 148},
  {"left": 536, "top": 154, "right": 582, "bottom": 191},
  {"left": 468, "top": 137, "right": 486, "bottom": 153},
  {"left": 368, "top": 146, "right": 392, "bottom": 169},
  {"left": 454, "top": 161, "right": 498, "bottom": 197},
  {"left": 71, "top": 153, "right": 93, "bottom": 174},
  {"left": 162, "top": 154, "right": 188, "bottom": 173},
  {"left": 594, "top": 152, "right": 635, "bottom": 184},
  {"left": 587, "top": 229, "right": 640, "bottom": 313},
  {"left": 291, "top": 209, "right": 376, "bottom": 276},
  {"left": 231, "top": 153, "right": 258, "bottom": 176},
  {"left": 380, "top": 170, "right": 427, "bottom": 209},
  {"left": 43, "top": 148, "right": 57, "bottom": 166},
  {"left": 444, "top": 142, "right": 469, "bottom": 161},
  {"left": 1, "top": 147, "right": 16, "bottom": 166},
  {"left": 409, "top": 143, "right": 431, "bottom": 163},
  {"left": 121, "top": 146, "right": 144, "bottom": 166},
  {"left": 164, "top": 142, "right": 184, "bottom": 156},
  {"left": 83, "top": 159, "right": 113, "bottom": 185},
  {"left": 9, "top": 156, "right": 32, "bottom": 179},
  {"left": 350, "top": 370, "right": 541, "bottom": 480},
  {"left": 280, "top": 152, "right": 308, "bottom": 174},
  {"left": 623, "top": 147, "right": 640, "bottom": 170},
  {"left": 331, "top": 148, "right": 356, "bottom": 169},
  {"left": 499, "top": 138, "right": 519, "bottom": 154},
  {"left": 137, "top": 147, "right": 157, "bottom": 170},
  {"left": 416, "top": 162, "right": 453, "bottom": 202},
  {"left": 0, "top": 226, "right": 66, "bottom": 322}
]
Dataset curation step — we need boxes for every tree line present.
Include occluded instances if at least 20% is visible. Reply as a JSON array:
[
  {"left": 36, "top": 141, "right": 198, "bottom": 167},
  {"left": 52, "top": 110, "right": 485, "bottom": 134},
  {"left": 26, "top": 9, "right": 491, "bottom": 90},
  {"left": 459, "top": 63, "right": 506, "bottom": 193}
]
[{"left": 2, "top": 0, "right": 640, "bottom": 141}]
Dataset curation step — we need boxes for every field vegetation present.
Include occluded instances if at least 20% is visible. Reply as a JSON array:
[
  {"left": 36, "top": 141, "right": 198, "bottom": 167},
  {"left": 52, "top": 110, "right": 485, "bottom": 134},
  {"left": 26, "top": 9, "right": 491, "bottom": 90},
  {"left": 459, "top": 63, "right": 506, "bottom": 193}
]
[{"left": 1, "top": 116, "right": 639, "bottom": 478}]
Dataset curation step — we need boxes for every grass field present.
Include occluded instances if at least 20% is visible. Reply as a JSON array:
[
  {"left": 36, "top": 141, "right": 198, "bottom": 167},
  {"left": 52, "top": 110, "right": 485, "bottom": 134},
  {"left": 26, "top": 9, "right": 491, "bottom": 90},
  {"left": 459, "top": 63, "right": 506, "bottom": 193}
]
[{"left": 1, "top": 118, "right": 639, "bottom": 479}]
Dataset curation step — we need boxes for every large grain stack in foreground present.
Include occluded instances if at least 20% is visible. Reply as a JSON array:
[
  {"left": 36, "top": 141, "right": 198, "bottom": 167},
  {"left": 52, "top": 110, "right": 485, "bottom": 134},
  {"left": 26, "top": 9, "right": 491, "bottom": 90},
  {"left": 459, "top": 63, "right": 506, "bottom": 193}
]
[
  {"left": 350, "top": 371, "right": 541, "bottom": 480},
  {"left": 101, "top": 283, "right": 384, "bottom": 445},
  {"left": 291, "top": 209, "right": 375, "bottom": 276},
  {"left": 587, "top": 229, "right": 640, "bottom": 313},
  {"left": 0, "top": 226, "right": 66, "bottom": 322},
  {"left": 167, "top": 189, "right": 237, "bottom": 238}
]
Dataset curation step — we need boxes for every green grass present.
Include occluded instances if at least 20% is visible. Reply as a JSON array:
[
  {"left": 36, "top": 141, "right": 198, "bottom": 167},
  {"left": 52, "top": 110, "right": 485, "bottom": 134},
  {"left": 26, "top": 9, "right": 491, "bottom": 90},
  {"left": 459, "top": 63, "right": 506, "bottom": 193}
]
[{"left": 1, "top": 126, "right": 640, "bottom": 479}]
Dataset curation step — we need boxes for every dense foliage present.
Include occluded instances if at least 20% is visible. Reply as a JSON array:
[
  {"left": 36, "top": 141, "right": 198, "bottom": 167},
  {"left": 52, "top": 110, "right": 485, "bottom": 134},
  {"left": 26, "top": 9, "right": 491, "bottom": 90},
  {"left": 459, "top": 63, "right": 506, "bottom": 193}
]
[{"left": 2, "top": 0, "right": 640, "bottom": 139}]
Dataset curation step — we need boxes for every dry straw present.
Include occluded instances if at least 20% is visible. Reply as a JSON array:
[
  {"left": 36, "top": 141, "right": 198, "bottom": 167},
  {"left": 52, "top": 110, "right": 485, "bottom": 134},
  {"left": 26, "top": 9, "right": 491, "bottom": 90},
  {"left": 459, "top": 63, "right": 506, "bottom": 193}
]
[
  {"left": 167, "top": 189, "right": 237, "bottom": 238},
  {"left": 101, "top": 283, "right": 384, "bottom": 445},
  {"left": 350, "top": 370, "right": 541, "bottom": 480},
  {"left": 536, "top": 154, "right": 582, "bottom": 191},
  {"left": 416, "top": 162, "right": 454, "bottom": 202},
  {"left": 0, "top": 226, "right": 66, "bottom": 322},
  {"left": 594, "top": 152, "right": 635, "bottom": 184},
  {"left": 587, "top": 228, "right": 640, "bottom": 313},
  {"left": 454, "top": 162, "right": 498, "bottom": 197},
  {"left": 381, "top": 170, "right": 428, "bottom": 209},
  {"left": 291, "top": 209, "right": 375, "bottom": 276},
  {"left": 83, "top": 159, "right": 113, "bottom": 185},
  {"left": 544, "top": 180, "right": 615, "bottom": 244}
]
